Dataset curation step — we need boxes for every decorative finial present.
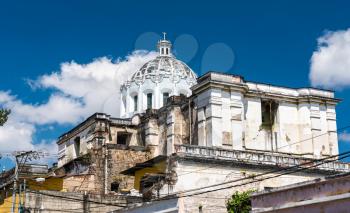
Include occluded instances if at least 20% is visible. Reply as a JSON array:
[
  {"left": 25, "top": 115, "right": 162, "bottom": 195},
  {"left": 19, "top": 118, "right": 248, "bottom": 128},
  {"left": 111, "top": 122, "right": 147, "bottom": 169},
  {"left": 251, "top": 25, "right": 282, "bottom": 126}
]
[{"left": 162, "top": 32, "right": 167, "bottom": 40}]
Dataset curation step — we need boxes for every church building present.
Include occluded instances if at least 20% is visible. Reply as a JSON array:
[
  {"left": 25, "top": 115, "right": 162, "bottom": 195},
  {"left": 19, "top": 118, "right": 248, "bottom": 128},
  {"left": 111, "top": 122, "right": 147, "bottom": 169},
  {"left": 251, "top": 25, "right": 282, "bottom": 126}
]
[{"left": 55, "top": 36, "right": 350, "bottom": 212}]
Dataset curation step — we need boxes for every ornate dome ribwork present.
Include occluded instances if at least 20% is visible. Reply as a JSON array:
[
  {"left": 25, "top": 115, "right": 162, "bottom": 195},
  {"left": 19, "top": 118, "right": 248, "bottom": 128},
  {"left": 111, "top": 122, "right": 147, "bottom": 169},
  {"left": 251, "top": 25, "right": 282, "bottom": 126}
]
[{"left": 130, "top": 56, "right": 197, "bottom": 86}]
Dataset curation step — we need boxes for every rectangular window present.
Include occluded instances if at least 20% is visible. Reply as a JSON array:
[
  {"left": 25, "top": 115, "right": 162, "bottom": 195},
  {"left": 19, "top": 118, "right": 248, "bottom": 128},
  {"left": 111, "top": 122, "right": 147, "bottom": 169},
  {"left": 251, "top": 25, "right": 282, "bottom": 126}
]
[
  {"left": 117, "top": 132, "right": 131, "bottom": 145},
  {"left": 163, "top": 92, "right": 169, "bottom": 106},
  {"left": 74, "top": 137, "right": 80, "bottom": 157},
  {"left": 133, "top": 95, "right": 138, "bottom": 111},
  {"left": 147, "top": 93, "right": 152, "bottom": 109},
  {"left": 261, "top": 100, "right": 278, "bottom": 128}
]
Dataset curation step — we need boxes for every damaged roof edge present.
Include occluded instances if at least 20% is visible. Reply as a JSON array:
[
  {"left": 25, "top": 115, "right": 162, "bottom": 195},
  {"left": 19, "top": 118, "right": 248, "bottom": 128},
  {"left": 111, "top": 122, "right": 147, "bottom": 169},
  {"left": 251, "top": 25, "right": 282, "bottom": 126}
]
[
  {"left": 57, "top": 112, "right": 132, "bottom": 144},
  {"left": 194, "top": 71, "right": 337, "bottom": 97}
]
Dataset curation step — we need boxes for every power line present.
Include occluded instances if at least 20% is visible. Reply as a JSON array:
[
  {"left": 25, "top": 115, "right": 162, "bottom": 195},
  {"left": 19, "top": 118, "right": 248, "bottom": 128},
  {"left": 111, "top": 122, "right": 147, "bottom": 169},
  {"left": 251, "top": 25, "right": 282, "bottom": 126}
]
[
  {"left": 161, "top": 150, "right": 350, "bottom": 197},
  {"left": 27, "top": 189, "right": 127, "bottom": 208},
  {"left": 113, "top": 150, "right": 350, "bottom": 211},
  {"left": 155, "top": 152, "right": 350, "bottom": 201},
  {"left": 176, "top": 124, "right": 350, "bottom": 178},
  {"left": 278, "top": 125, "right": 350, "bottom": 150}
]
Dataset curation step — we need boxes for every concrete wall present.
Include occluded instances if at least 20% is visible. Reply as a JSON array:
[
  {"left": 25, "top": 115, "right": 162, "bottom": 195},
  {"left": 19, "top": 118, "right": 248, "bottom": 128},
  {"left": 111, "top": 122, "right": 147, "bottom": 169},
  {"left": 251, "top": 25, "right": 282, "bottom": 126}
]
[
  {"left": 251, "top": 174, "right": 350, "bottom": 213},
  {"left": 24, "top": 190, "right": 126, "bottom": 213},
  {"left": 118, "top": 198, "right": 179, "bottom": 213}
]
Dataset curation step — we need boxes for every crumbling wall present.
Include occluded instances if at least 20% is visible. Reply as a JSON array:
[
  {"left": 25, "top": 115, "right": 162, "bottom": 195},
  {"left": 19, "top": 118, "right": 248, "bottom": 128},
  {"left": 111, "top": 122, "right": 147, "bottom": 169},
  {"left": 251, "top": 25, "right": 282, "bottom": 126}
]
[
  {"left": 107, "top": 148, "right": 151, "bottom": 192},
  {"left": 148, "top": 96, "right": 191, "bottom": 156},
  {"left": 62, "top": 174, "right": 95, "bottom": 193}
]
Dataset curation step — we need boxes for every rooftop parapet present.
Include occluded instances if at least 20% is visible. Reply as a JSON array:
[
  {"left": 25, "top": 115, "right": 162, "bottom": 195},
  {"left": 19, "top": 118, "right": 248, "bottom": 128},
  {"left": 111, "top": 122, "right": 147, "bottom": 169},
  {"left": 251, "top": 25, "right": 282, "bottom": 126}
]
[{"left": 174, "top": 144, "right": 350, "bottom": 174}]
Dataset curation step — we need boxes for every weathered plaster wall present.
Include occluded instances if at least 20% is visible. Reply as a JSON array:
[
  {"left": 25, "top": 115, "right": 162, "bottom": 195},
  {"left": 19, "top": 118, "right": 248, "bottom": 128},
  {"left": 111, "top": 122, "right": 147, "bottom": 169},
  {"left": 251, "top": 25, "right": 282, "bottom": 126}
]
[
  {"left": 139, "top": 96, "right": 190, "bottom": 157},
  {"left": 193, "top": 76, "right": 339, "bottom": 158},
  {"left": 58, "top": 123, "right": 95, "bottom": 167},
  {"left": 251, "top": 174, "right": 350, "bottom": 213},
  {"left": 62, "top": 175, "right": 95, "bottom": 192},
  {"left": 162, "top": 160, "right": 323, "bottom": 213},
  {"left": 25, "top": 190, "right": 127, "bottom": 213}
]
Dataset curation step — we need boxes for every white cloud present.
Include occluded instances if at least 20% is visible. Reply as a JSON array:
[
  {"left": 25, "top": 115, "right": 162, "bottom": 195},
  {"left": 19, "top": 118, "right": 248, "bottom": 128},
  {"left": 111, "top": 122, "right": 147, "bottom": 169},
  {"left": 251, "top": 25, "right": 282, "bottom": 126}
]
[
  {"left": 0, "top": 119, "right": 35, "bottom": 152},
  {"left": 339, "top": 131, "right": 350, "bottom": 143},
  {"left": 0, "top": 50, "right": 157, "bottom": 157},
  {"left": 310, "top": 28, "right": 350, "bottom": 89}
]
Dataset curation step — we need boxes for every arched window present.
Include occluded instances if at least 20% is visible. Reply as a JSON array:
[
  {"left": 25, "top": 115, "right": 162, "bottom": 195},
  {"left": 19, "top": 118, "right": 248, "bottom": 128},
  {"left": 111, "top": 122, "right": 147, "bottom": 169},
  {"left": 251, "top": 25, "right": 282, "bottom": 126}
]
[
  {"left": 133, "top": 95, "right": 138, "bottom": 112},
  {"left": 163, "top": 92, "right": 169, "bottom": 106},
  {"left": 147, "top": 93, "right": 153, "bottom": 109}
]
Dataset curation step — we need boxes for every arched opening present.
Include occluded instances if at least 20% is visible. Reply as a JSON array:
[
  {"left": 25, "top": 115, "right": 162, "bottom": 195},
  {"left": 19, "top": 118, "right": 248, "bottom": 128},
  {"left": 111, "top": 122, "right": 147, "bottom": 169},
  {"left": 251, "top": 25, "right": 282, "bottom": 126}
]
[
  {"left": 111, "top": 181, "right": 119, "bottom": 192},
  {"left": 163, "top": 92, "right": 169, "bottom": 106},
  {"left": 147, "top": 93, "right": 153, "bottom": 109},
  {"left": 133, "top": 95, "right": 138, "bottom": 112}
]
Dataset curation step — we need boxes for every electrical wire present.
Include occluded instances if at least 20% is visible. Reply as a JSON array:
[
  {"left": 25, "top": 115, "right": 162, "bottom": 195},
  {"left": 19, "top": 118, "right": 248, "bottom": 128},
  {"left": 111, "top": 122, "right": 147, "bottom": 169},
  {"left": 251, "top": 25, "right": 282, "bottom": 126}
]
[
  {"left": 154, "top": 152, "right": 350, "bottom": 202},
  {"left": 159, "top": 150, "right": 350, "bottom": 197}
]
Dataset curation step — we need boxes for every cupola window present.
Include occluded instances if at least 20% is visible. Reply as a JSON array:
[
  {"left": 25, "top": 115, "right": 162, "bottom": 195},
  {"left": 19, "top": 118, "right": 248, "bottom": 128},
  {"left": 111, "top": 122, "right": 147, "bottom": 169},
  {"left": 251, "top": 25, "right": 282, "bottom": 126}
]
[
  {"left": 163, "top": 92, "right": 169, "bottom": 106},
  {"left": 133, "top": 95, "right": 138, "bottom": 112},
  {"left": 147, "top": 93, "right": 153, "bottom": 109}
]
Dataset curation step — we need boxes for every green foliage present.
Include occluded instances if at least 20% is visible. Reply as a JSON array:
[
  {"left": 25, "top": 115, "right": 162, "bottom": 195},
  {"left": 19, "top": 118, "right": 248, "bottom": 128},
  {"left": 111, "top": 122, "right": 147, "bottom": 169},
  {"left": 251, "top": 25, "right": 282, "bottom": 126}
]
[
  {"left": 0, "top": 108, "right": 10, "bottom": 126},
  {"left": 226, "top": 190, "right": 254, "bottom": 213}
]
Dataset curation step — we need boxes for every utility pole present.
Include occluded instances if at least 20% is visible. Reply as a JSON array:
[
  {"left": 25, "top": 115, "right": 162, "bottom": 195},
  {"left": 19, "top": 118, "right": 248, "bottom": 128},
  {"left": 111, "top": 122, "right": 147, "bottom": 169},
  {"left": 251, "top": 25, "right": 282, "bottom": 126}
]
[
  {"left": 11, "top": 158, "right": 18, "bottom": 213},
  {"left": 83, "top": 191, "right": 88, "bottom": 213},
  {"left": 11, "top": 151, "right": 46, "bottom": 213}
]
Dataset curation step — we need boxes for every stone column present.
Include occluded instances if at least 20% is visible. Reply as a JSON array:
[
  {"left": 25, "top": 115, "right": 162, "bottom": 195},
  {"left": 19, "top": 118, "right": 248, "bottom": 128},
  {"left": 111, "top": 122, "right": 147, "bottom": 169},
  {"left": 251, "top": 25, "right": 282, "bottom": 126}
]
[
  {"left": 310, "top": 103, "right": 322, "bottom": 157},
  {"left": 326, "top": 104, "right": 338, "bottom": 156},
  {"left": 205, "top": 88, "right": 223, "bottom": 147},
  {"left": 137, "top": 86, "right": 142, "bottom": 113},
  {"left": 145, "top": 117, "right": 160, "bottom": 157},
  {"left": 154, "top": 83, "right": 160, "bottom": 109},
  {"left": 197, "top": 107, "right": 207, "bottom": 146},
  {"left": 230, "top": 91, "right": 244, "bottom": 150},
  {"left": 125, "top": 87, "right": 130, "bottom": 116},
  {"left": 166, "top": 109, "right": 175, "bottom": 155}
]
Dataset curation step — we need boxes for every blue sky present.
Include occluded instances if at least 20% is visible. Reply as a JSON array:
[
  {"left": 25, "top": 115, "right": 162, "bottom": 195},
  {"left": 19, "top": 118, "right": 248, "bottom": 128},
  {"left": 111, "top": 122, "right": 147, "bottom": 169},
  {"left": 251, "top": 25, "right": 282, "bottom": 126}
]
[{"left": 1, "top": 0, "right": 350, "bottom": 168}]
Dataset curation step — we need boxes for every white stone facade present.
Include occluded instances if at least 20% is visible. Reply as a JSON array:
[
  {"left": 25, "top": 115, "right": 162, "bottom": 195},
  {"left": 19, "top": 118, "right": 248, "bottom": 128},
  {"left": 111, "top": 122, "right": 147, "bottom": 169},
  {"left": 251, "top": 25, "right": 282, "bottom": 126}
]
[{"left": 192, "top": 72, "right": 339, "bottom": 158}]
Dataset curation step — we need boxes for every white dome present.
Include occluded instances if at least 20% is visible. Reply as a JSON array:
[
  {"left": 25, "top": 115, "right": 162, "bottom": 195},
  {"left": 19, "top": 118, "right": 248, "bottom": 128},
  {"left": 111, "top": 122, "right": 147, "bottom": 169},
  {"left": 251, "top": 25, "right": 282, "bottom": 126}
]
[
  {"left": 130, "top": 56, "right": 197, "bottom": 86},
  {"left": 120, "top": 35, "right": 197, "bottom": 118}
]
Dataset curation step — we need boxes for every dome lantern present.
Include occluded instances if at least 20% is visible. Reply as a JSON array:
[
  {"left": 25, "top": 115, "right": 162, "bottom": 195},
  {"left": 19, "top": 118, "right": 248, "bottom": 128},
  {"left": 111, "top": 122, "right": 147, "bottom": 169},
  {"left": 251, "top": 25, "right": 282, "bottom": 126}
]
[{"left": 157, "top": 32, "right": 172, "bottom": 56}]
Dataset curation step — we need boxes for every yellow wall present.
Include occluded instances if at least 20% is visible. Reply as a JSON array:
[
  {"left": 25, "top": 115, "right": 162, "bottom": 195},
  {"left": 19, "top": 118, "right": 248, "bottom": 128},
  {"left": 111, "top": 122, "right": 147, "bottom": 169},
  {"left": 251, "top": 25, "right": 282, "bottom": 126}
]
[
  {"left": 134, "top": 161, "right": 166, "bottom": 190},
  {"left": 0, "top": 177, "right": 63, "bottom": 212},
  {"left": 0, "top": 195, "right": 19, "bottom": 213},
  {"left": 27, "top": 177, "right": 63, "bottom": 191}
]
